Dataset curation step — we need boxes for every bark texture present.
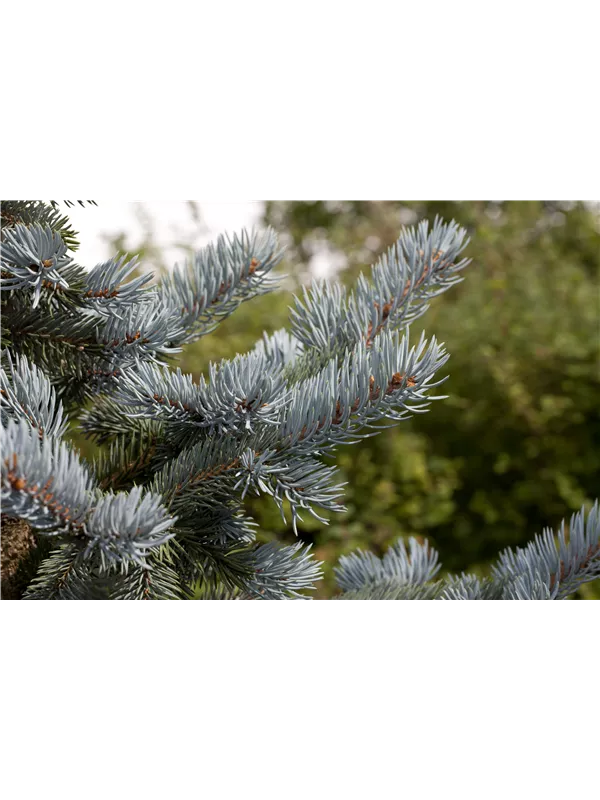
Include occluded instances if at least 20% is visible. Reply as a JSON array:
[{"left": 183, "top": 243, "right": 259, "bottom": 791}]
[{"left": 1, "top": 516, "right": 36, "bottom": 599}]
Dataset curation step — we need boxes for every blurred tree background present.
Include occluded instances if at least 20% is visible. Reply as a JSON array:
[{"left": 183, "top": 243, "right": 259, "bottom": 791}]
[{"left": 71, "top": 201, "right": 600, "bottom": 598}]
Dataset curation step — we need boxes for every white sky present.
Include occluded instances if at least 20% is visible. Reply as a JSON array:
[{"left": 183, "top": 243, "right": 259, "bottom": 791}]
[{"left": 66, "top": 201, "right": 264, "bottom": 270}]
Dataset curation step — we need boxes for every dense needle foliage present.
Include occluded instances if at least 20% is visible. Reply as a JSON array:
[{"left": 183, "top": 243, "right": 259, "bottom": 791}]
[{"left": 2, "top": 200, "right": 598, "bottom": 599}]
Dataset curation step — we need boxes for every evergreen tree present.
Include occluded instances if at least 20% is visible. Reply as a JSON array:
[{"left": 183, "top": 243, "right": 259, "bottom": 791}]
[{"left": 1, "top": 201, "right": 598, "bottom": 599}]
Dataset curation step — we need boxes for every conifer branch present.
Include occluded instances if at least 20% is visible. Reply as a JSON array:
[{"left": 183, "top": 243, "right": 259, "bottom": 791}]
[
  {"left": 247, "top": 542, "right": 323, "bottom": 599},
  {"left": 108, "top": 558, "right": 184, "bottom": 600},
  {"left": 22, "top": 541, "right": 89, "bottom": 600},
  {"left": 337, "top": 502, "right": 600, "bottom": 600},
  {"left": 50, "top": 201, "right": 97, "bottom": 209},
  {"left": 2, "top": 418, "right": 95, "bottom": 533},
  {"left": 287, "top": 217, "right": 469, "bottom": 380},
  {"left": 156, "top": 227, "right": 284, "bottom": 344},
  {"left": 1, "top": 224, "right": 74, "bottom": 308},
  {"left": 83, "top": 255, "right": 153, "bottom": 310},
  {"left": 1, "top": 201, "right": 87, "bottom": 251},
  {"left": 85, "top": 486, "right": 176, "bottom": 568},
  {"left": 114, "top": 350, "right": 291, "bottom": 435},
  {"left": 335, "top": 537, "right": 441, "bottom": 593},
  {"left": 492, "top": 501, "right": 600, "bottom": 599},
  {"left": 1, "top": 418, "right": 177, "bottom": 567},
  {"left": 1, "top": 351, "right": 67, "bottom": 439}
]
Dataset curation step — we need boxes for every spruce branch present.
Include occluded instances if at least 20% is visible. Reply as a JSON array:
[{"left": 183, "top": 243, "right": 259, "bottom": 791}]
[
  {"left": 30, "top": 297, "right": 188, "bottom": 402},
  {"left": 335, "top": 536, "right": 441, "bottom": 593},
  {"left": 439, "top": 575, "right": 504, "bottom": 600},
  {"left": 22, "top": 541, "right": 88, "bottom": 600},
  {"left": 88, "top": 260, "right": 448, "bottom": 530},
  {"left": 98, "top": 299, "right": 185, "bottom": 363},
  {"left": 85, "top": 486, "right": 176, "bottom": 569},
  {"left": 279, "top": 328, "right": 449, "bottom": 453},
  {"left": 242, "top": 455, "right": 346, "bottom": 533},
  {"left": 50, "top": 201, "right": 97, "bottom": 209},
  {"left": 114, "top": 350, "right": 291, "bottom": 435},
  {"left": 142, "top": 327, "right": 447, "bottom": 534},
  {"left": 2, "top": 291, "right": 105, "bottom": 386},
  {"left": 169, "top": 538, "right": 256, "bottom": 598},
  {"left": 93, "top": 429, "right": 163, "bottom": 490},
  {"left": 169, "top": 510, "right": 257, "bottom": 566},
  {"left": 498, "top": 573, "right": 555, "bottom": 601},
  {"left": 125, "top": 327, "right": 448, "bottom": 475},
  {"left": 1, "top": 418, "right": 177, "bottom": 568},
  {"left": 1, "top": 224, "right": 74, "bottom": 307},
  {"left": 336, "top": 502, "right": 600, "bottom": 600},
  {"left": 195, "top": 584, "right": 249, "bottom": 600},
  {"left": 23, "top": 540, "right": 181, "bottom": 601},
  {"left": 1, "top": 201, "right": 89, "bottom": 252},
  {"left": 151, "top": 433, "right": 248, "bottom": 509},
  {"left": 246, "top": 542, "right": 323, "bottom": 599},
  {"left": 108, "top": 558, "right": 184, "bottom": 600},
  {"left": 1, "top": 418, "right": 95, "bottom": 533},
  {"left": 156, "top": 227, "right": 283, "bottom": 344},
  {"left": 252, "top": 328, "right": 302, "bottom": 371},
  {"left": 167, "top": 537, "right": 323, "bottom": 600},
  {"left": 1, "top": 351, "right": 67, "bottom": 439},
  {"left": 80, "top": 395, "right": 162, "bottom": 444},
  {"left": 83, "top": 255, "right": 153, "bottom": 311},
  {"left": 151, "top": 431, "right": 346, "bottom": 536},
  {"left": 288, "top": 217, "right": 469, "bottom": 379},
  {"left": 492, "top": 501, "right": 600, "bottom": 599},
  {"left": 339, "top": 582, "right": 445, "bottom": 600}
]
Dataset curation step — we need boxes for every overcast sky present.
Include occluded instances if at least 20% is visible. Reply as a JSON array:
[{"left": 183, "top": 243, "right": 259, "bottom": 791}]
[
  {"left": 66, "top": 201, "right": 264, "bottom": 270},
  {"left": 65, "top": 201, "right": 343, "bottom": 278}
]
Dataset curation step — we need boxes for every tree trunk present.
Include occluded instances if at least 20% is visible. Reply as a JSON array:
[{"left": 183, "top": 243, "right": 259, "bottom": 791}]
[{"left": 1, "top": 516, "right": 36, "bottom": 599}]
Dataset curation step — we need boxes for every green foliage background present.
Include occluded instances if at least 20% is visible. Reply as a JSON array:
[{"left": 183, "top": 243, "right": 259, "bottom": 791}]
[{"left": 75, "top": 201, "right": 600, "bottom": 598}]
